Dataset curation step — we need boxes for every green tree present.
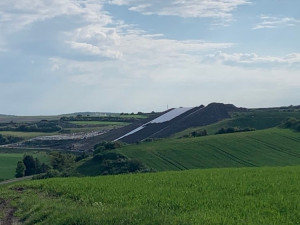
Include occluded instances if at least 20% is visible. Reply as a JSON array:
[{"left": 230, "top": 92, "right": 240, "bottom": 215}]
[
  {"left": 15, "top": 161, "right": 25, "bottom": 178},
  {"left": 34, "top": 158, "right": 49, "bottom": 174},
  {"left": 23, "top": 155, "right": 36, "bottom": 176}
]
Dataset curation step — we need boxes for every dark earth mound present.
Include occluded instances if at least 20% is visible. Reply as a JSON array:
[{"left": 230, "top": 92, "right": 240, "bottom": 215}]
[{"left": 119, "top": 103, "right": 244, "bottom": 143}]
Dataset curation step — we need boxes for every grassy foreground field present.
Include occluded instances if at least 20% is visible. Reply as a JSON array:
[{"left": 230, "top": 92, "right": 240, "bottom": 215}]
[
  {"left": 118, "top": 128, "right": 300, "bottom": 171},
  {"left": 0, "top": 152, "right": 49, "bottom": 180},
  {"left": 1, "top": 166, "right": 299, "bottom": 224}
]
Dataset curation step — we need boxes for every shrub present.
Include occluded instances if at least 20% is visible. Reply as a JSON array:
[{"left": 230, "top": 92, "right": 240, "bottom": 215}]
[
  {"left": 33, "top": 169, "right": 61, "bottom": 179},
  {"left": 50, "top": 152, "right": 76, "bottom": 171},
  {"left": 216, "top": 127, "right": 255, "bottom": 135},
  {"left": 92, "top": 152, "right": 147, "bottom": 175},
  {"left": 93, "top": 141, "right": 123, "bottom": 155}
]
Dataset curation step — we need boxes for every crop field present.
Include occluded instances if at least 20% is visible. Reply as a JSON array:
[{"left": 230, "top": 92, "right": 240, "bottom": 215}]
[
  {"left": 118, "top": 128, "right": 300, "bottom": 171},
  {"left": 69, "top": 121, "right": 130, "bottom": 126},
  {"left": 1, "top": 166, "right": 299, "bottom": 224},
  {"left": 172, "top": 119, "right": 232, "bottom": 137},
  {"left": 119, "top": 114, "right": 149, "bottom": 119},
  {"left": 0, "top": 131, "right": 58, "bottom": 140},
  {"left": 0, "top": 153, "right": 24, "bottom": 180},
  {"left": 0, "top": 152, "right": 49, "bottom": 180},
  {"left": 0, "top": 115, "right": 61, "bottom": 123}
]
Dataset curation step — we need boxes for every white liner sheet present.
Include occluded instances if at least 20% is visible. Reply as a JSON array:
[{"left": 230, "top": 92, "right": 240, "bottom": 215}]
[{"left": 114, "top": 107, "right": 193, "bottom": 141}]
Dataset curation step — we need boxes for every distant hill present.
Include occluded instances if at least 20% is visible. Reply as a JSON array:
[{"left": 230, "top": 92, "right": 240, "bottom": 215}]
[
  {"left": 3, "top": 102, "right": 300, "bottom": 151},
  {"left": 60, "top": 112, "right": 118, "bottom": 117},
  {"left": 0, "top": 115, "right": 61, "bottom": 123},
  {"left": 69, "top": 128, "right": 300, "bottom": 176},
  {"left": 116, "top": 128, "right": 300, "bottom": 171}
]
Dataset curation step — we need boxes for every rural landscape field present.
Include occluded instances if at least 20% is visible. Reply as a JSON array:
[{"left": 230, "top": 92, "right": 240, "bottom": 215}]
[
  {"left": 1, "top": 0, "right": 300, "bottom": 224},
  {"left": 1, "top": 104, "right": 300, "bottom": 224}
]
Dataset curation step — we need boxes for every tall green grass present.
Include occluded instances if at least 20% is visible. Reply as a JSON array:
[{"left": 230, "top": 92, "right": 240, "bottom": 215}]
[{"left": 1, "top": 166, "right": 300, "bottom": 224}]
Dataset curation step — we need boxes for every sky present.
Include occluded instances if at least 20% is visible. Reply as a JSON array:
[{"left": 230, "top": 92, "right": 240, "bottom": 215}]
[{"left": 0, "top": 0, "right": 300, "bottom": 115}]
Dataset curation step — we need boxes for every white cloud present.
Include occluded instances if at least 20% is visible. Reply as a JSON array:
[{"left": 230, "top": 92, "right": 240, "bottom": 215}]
[
  {"left": 253, "top": 15, "right": 300, "bottom": 29},
  {"left": 1, "top": 0, "right": 233, "bottom": 60},
  {"left": 109, "top": 0, "right": 251, "bottom": 21},
  {"left": 42, "top": 56, "right": 300, "bottom": 114},
  {"left": 65, "top": 20, "right": 233, "bottom": 60},
  {"left": 108, "top": 0, "right": 131, "bottom": 6},
  {"left": 1, "top": 0, "right": 300, "bottom": 115},
  {"left": 206, "top": 51, "right": 300, "bottom": 67},
  {"left": 66, "top": 25, "right": 123, "bottom": 59},
  {"left": 0, "top": 0, "right": 112, "bottom": 31}
]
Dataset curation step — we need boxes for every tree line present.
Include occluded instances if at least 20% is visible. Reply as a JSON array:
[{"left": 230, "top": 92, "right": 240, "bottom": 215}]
[
  {"left": 15, "top": 152, "right": 86, "bottom": 178},
  {"left": 0, "top": 134, "right": 22, "bottom": 145}
]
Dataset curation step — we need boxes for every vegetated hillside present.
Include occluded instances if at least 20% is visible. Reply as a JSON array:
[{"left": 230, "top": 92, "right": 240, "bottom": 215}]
[
  {"left": 117, "top": 128, "right": 300, "bottom": 171},
  {"left": 1, "top": 166, "right": 300, "bottom": 225},
  {"left": 173, "top": 108, "right": 300, "bottom": 138}
]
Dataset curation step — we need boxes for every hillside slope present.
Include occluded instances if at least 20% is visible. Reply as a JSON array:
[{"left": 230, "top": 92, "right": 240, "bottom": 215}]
[
  {"left": 117, "top": 128, "right": 300, "bottom": 171},
  {"left": 173, "top": 109, "right": 300, "bottom": 137},
  {"left": 110, "top": 103, "right": 245, "bottom": 143}
]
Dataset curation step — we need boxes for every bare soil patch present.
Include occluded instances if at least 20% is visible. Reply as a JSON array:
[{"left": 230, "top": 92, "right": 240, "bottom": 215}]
[{"left": 0, "top": 198, "right": 20, "bottom": 225}]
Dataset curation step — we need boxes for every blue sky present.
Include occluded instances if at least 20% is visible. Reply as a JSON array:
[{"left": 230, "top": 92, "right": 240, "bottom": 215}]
[{"left": 0, "top": 0, "right": 299, "bottom": 115}]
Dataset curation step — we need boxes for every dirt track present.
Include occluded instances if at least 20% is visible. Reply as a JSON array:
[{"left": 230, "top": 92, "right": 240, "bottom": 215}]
[
  {"left": 0, "top": 176, "right": 33, "bottom": 186},
  {"left": 0, "top": 198, "right": 20, "bottom": 225},
  {"left": 0, "top": 177, "right": 32, "bottom": 224}
]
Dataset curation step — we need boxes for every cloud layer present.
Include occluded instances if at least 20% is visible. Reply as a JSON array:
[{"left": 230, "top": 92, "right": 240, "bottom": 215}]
[
  {"left": 253, "top": 15, "right": 300, "bottom": 29},
  {"left": 0, "top": 0, "right": 299, "bottom": 115},
  {"left": 206, "top": 52, "right": 300, "bottom": 67},
  {"left": 109, "top": 0, "right": 250, "bottom": 19}
]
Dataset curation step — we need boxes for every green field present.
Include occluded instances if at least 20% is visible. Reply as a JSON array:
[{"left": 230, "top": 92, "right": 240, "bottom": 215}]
[
  {"left": 0, "top": 152, "right": 49, "bottom": 180},
  {"left": 69, "top": 121, "right": 130, "bottom": 126},
  {"left": 118, "top": 128, "right": 300, "bottom": 171},
  {"left": 1, "top": 166, "right": 300, "bottom": 224},
  {"left": 119, "top": 114, "right": 149, "bottom": 119},
  {"left": 0, "top": 115, "right": 61, "bottom": 123},
  {"left": 0, "top": 131, "right": 57, "bottom": 140}
]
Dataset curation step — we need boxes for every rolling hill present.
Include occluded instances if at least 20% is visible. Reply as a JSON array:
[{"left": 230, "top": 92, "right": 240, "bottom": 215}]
[
  {"left": 71, "top": 128, "right": 300, "bottom": 176},
  {"left": 116, "top": 128, "right": 300, "bottom": 171}
]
